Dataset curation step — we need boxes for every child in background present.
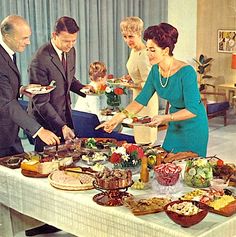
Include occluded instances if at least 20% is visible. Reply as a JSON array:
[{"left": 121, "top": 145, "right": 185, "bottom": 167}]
[
  {"left": 88, "top": 61, "right": 107, "bottom": 93},
  {"left": 74, "top": 61, "right": 107, "bottom": 120}
]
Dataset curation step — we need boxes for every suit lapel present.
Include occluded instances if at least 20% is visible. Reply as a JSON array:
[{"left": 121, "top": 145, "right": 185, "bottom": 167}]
[
  {"left": 8, "top": 59, "right": 20, "bottom": 76},
  {"left": 48, "top": 44, "right": 67, "bottom": 80},
  {"left": 0, "top": 45, "right": 21, "bottom": 80}
]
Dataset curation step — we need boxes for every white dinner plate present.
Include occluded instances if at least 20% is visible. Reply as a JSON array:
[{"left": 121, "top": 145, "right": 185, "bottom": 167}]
[{"left": 25, "top": 85, "right": 56, "bottom": 95}]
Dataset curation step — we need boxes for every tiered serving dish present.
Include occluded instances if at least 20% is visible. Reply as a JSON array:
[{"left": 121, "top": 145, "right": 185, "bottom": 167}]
[{"left": 93, "top": 180, "right": 133, "bottom": 206}]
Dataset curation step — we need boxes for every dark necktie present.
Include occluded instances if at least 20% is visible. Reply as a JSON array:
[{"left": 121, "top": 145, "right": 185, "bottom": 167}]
[
  {"left": 61, "top": 52, "right": 67, "bottom": 72},
  {"left": 13, "top": 53, "right": 17, "bottom": 66}
]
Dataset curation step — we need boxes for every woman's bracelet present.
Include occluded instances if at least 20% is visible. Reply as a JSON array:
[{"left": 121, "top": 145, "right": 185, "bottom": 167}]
[
  {"left": 121, "top": 109, "right": 130, "bottom": 118},
  {"left": 121, "top": 109, "right": 134, "bottom": 119},
  {"left": 170, "top": 113, "right": 174, "bottom": 121}
]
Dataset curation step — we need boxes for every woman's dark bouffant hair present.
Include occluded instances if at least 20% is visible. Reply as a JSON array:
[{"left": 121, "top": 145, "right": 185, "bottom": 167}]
[
  {"left": 54, "top": 16, "right": 80, "bottom": 34},
  {"left": 143, "top": 23, "right": 178, "bottom": 56}
]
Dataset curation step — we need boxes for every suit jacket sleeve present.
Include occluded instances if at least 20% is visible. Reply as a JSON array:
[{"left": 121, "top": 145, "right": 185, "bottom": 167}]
[
  {"left": 0, "top": 72, "right": 41, "bottom": 136},
  {"left": 70, "top": 76, "right": 86, "bottom": 97},
  {"left": 28, "top": 60, "right": 67, "bottom": 129},
  {"left": 68, "top": 48, "right": 86, "bottom": 97}
]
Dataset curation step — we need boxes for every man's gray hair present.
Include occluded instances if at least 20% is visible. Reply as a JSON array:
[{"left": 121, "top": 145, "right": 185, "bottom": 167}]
[{"left": 1, "top": 15, "right": 27, "bottom": 36}]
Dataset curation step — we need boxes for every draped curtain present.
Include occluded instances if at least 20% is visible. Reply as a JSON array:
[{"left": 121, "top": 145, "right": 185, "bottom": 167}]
[{"left": 0, "top": 0, "right": 167, "bottom": 106}]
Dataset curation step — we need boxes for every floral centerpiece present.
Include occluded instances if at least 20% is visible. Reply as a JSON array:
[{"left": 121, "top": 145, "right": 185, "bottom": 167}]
[
  {"left": 95, "top": 84, "right": 107, "bottom": 95},
  {"left": 105, "top": 84, "right": 126, "bottom": 108},
  {"left": 109, "top": 144, "right": 144, "bottom": 172}
]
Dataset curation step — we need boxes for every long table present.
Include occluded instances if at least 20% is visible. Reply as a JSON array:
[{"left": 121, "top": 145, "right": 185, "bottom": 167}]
[{"left": 0, "top": 165, "right": 236, "bottom": 237}]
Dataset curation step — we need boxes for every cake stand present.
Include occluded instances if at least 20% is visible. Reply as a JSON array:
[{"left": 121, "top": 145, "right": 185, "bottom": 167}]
[{"left": 93, "top": 181, "right": 133, "bottom": 206}]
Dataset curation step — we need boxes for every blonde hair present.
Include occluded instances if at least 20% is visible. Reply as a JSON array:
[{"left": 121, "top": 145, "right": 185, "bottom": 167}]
[
  {"left": 120, "top": 16, "right": 144, "bottom": 35},
  {"left": 89, "top": 61, "right": 107, "bottom": 81}
]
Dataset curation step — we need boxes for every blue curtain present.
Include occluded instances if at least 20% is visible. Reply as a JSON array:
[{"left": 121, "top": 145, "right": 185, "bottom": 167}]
[{"left": 0, "top": 0, "right": 167, "bottom": 106}]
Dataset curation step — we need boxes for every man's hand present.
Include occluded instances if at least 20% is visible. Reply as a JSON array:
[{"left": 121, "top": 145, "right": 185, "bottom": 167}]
[
  {"left": 83, "top": 84, "right": 95, "bottom": 93},
  {"left": 62, "top": 125, "right": 75, "bottom": 140},
  {"left": 37, "top": 128, "right": 60, "bottom": 145}
]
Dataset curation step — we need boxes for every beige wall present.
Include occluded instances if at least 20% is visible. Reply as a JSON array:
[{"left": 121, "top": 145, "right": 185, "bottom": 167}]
[
  {"left": 198, "top": 0, "right": 236, "bottom": 84},
  {"left": 168, "top": 0, "right": 197, "bottom": 64}
]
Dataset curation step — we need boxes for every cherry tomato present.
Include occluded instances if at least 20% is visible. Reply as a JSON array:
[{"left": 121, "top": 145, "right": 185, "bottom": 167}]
[{"left": 217, "top": 159, "right": 224, "bottom": 167}]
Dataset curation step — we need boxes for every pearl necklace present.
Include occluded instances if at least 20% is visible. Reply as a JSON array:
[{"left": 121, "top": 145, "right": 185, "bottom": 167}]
[{"left": 159, "top": 59, "right": 173, "bottom": 88}]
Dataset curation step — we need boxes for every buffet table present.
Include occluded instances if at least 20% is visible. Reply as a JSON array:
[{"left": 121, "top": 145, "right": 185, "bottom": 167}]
[{"left": 0, "top": 165, "right": 236, "bottom": 237}]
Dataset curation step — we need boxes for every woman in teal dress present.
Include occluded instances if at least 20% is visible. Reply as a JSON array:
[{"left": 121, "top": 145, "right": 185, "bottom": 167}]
[{"left": 96, "top": 23, "right": 208, "bottom": 157}]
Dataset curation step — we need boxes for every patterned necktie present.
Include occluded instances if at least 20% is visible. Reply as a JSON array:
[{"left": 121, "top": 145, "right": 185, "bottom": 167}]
[{"left": 61, "top": 52, "right": 67, "bottom": 72}]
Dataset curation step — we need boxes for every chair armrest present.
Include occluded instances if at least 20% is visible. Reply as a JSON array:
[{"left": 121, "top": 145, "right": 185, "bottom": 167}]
[
  {"left": 205, "top": 84, "right": 215, "bottom": 89},
  {"left": 201, "top": 91, "right": 227, "bottom": 101},
  {"left": 201, "top": 91, "right": 226, "bottom": 96}
]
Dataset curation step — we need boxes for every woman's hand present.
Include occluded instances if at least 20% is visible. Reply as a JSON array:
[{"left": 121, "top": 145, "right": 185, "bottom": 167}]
[
  {"left": 95, "top": 113, "right": 126, "bottom": 133},
  {"left": 146, "top": 115, "right": 168, "bottom": 127}
]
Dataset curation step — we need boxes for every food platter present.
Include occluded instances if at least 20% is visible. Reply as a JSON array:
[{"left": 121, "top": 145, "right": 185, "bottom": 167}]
[
  {"left": 207, "top": 199, "right": 236, "bottom": 216},
  {"left": 21, "top": 169, "right": 49, "bottom": 178},
  {"left": 0, "top": 154, "right": 25, "bottom": 169},
  {"left": 106, "top": 79, "right": 139, "bottom": 88},
  {"left": 48, "top": 170, "right": 95, "bottom": 191},
  {"left": 181, "top": 188, "right": 236, "bottom": 216},
  {"left": 80, "top": 88, "right": 101, "bottom": 96},
  {"left": 81, "top": 137, "right": 118, "bottom": 151},
  {"left": 123, "top": 195, "right": 171, "bottom": 216},
  {"left": 81, "top": 151, "right": 108, "bottom": 166},
  {"left": 25, "top": 85, "right": 56, "bottom": 95},
  {"left": 131, "top": 116, "right": 152, "bottom": 126},
  {"left": 100, "top": 107, "right": 121, "bottom": 116}
]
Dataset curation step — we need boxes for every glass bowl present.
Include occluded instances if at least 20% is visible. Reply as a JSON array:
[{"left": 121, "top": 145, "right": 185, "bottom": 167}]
[
  {"left": 154, "top": 163, "right": 182, "bottom": 186},
  {"left": 184, "top": 159, "right": 213, "bottom": 188}
]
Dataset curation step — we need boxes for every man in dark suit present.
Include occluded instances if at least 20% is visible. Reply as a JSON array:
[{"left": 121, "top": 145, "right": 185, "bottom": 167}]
[
  {"left": 28, "top": 16, "right": 91, "bottom": 152},
  {"left": 0, "top": 15, "right": 60, "bottom": 158}
]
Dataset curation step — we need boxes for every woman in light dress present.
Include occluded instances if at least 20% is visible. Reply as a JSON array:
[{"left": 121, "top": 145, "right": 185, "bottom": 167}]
[
  {"left": 74, "top": 61, "right": 107, "bottom": 121},
  {"left": 120, "top": 17, "right": 159, "bottom": 144}
]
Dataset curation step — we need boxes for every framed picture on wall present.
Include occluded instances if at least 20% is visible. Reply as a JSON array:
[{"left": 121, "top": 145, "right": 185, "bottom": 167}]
[{"left": 218, "top": 30, "right": 236, "bottom": 53}]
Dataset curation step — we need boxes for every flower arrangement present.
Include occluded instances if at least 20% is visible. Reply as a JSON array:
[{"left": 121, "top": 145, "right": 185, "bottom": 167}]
[
  {"left": 105, "top": 84, "right": 126, "bottom": 107},
  {"left": 109, "top": 143, "right": 144, "bottom": 168},
  {"left": 93, "top": 84, "right": 107, "bottom": 94}
]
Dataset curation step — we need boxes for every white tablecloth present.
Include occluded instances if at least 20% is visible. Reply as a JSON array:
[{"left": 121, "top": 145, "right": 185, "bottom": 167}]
[{"left": 0, "top": 165, "right": 236, "bottom": 237}]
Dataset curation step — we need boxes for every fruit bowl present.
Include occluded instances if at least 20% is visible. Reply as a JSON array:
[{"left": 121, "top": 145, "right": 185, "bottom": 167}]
[{"left": 164, "top": 200, "right": 208, "bottom": 228}]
